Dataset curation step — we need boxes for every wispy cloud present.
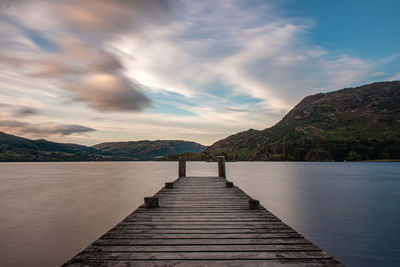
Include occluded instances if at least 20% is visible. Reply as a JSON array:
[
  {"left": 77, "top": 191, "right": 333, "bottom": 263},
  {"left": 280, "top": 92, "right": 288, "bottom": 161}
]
[
  {"left": 0, "top": 0, "right": 172, "bottom": 112},
  {"left": 115, "top": 0, "right": 380, "bottom": 112},
  {"left": 0, "top": 103, "right": 40, "bottom": 116},
  {"left": 14, "top": 106, "right": 40, "bottom": 117},
  {"left": 0, "top": 0, "right": 397, "bottom": 145},
  {"left": 0, "top": 120, "right": 95, "bottom": 136},
  {"left": 59, "top": 0, "right": 175, "bottom": 35},
  {"left": 389, "top": 73, "right": 400, "bottom": 81}
]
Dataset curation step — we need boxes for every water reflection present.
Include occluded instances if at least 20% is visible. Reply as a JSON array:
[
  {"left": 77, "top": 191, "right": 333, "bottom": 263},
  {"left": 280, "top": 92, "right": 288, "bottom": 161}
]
[
  {"left": 0, "top": 162, "right": 399, "bottom": 267},
  {"left": 224, "top": 162, "right": 400, "bottom": 267},
  {"left": 0, "top": 162, "right": 177, "bottom": 267}
]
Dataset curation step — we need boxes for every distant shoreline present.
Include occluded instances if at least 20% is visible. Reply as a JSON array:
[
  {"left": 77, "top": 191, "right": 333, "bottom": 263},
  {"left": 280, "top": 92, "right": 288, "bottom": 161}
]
[{"left": 1, "top": 159, "right": 399, "bottom": 163}]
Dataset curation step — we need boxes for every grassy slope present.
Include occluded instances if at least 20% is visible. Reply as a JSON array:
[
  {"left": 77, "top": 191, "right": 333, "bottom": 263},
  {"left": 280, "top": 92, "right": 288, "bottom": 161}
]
[
  {"left": 197, "top": 81, "right": 400, "bottom": 161},
  {"left": 93, "top": 140, "right": 206, "bottom": 160},
  {"left": 0, "top": 131, "right": 116, "bottom": 161}
]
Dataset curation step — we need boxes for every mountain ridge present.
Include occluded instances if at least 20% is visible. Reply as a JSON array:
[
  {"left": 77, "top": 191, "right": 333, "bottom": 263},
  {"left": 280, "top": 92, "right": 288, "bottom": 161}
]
[
  {"left": 2, "top": 81, "right": 399, "bottom": 162},
  {"left": 92, "top": 140, "right": 206, "bottom": 160},
  {"left": 178, "top": 81, "right": 400, "bottom": 161},
  {"left": 0, "top": 131, "right": 206, "bottom": 161}
]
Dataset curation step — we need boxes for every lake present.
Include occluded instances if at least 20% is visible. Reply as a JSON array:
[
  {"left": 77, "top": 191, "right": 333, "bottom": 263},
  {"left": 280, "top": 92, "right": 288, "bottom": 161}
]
[{"left": 0, "top": 162, "right": 399, "bottom": 266}]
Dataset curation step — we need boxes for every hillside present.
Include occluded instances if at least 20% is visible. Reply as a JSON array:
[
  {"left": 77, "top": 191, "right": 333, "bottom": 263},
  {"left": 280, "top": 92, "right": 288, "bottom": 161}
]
[
  {"left": 200, "top": 81, "right": 400, "bottom": 161},
  {"left": 92, "top": 140, "right": 206, "bottom": 160},
  {"left": 0, "top": 131, "right": 118, "bottom": 161},
  {"left": 0, "top": 132, "right": 206, "bottom": 161}
]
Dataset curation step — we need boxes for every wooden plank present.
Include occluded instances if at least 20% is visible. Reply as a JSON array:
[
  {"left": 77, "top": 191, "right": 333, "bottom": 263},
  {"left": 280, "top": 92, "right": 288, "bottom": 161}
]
[
  {"left": 123, "top": 220, "right": 282, "bottom": 224},
  {"left": 63, "top": 174, "right": 343, "bottom": 266},
  {"left": 127, "top": 214, "right": 275, "bottom": 218},
  {"left": 92, "top": 238, "right": 312, "bottom": 246},
  {"left": 118, "top": 220, "right": 285, "bottom": 225},
  {"left": 64, "top": 259, "right": 342, "bottom": 267},
  {"left": 69, "top": 251, "right": 333, "bottom": 260},
  {"left": 133, "top": 210, "right": 271, "bottom": 214},
  {"left": 106, "top": 229, "right": 297, "bottom": 234},
  {"left": 101, "top": 233, "right": 303, "bottom": 239},
  {"left": 116, "top": 223, "right": 288, "bottom": 227},
  {"left": 85, "top": 243, "right": 322, "bottom": 252},
  {"left": 114, "top": 226, "right": 291, "bottom": 231}
]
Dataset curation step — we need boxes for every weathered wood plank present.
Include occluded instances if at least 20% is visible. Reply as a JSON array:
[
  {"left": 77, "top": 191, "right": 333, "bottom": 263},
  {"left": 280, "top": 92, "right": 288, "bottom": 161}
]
[
  {"left": 101, "top": 233, "right": 303, "bottom": 239},
  {"left": 69, "top": 251, "right": 332, "bottom": 260},
  {"left": 123, "top": 219, "right": 281, "bottom": 223},
  {"left": 117, "top": 221, "right": 288, "bottom": 226},
  {"left": 127, "top": 214, "right": 275, "bottom": 218},
  {"left": 92, "top": 238, "right": 312, "bottom": 246},
  {"left": 113, "top": 226, "right": 291, "bottom": 232},
  {"left": 112, "top": 227, "right": 294, "bottom": 232},
  {"left": 133, "top": 210, "right": 270, "bottom": 214},
  {"left": 85, "top": 243, "right": 321, "bottom": 252},
  {"left": 64, "top": 259, "right": 342, "bottom": 267},
  {"left": 106, "top": 229, "right": 297, "bottom": 234},
  {"left": 116, "top": 218, "right": 284, "bottom": 223},
  {"left": 63, "top": 170, "right": 343, "bottom": 267}
]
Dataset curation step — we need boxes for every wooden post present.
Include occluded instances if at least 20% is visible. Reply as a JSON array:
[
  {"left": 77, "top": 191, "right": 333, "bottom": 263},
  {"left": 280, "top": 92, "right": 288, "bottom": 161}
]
[
  {"left": 248, "top": 199, "right": 259, "bottom": 210},
  {"left": 144, "top": 197, "right": 159, "bottom": 208},
  {"left": 165, "top": 182, "right": 174, "bottom": 189},
  {"left": 226, "top": 181, "right": 233, "bottom": 188},
  {"left": 217, "top": 156, "right": 226, "bottom": 178},
  {"left": 179, "top": 156, "right": 186, "bottom": 178}
]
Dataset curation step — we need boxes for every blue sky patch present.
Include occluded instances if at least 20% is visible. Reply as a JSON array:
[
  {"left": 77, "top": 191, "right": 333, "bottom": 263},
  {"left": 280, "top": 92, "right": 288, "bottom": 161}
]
[{"left": 24, "top": 28, "right": 59, "bottom": 52}]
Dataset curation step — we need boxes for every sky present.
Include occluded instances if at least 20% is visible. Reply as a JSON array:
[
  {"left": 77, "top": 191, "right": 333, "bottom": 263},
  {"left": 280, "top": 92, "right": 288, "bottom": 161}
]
[{"left": 0, "top": 0, "right": 399, "bottom": 146}]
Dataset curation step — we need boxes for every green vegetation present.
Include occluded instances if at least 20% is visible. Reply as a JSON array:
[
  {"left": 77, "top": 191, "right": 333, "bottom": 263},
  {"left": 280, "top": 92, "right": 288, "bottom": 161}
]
[
  {"left": 170, "top": 81, "right": 400, "bottom": 161},
  {"left": 0, "top": 132, "right": 117, "bottom": 161},
  {"left": 0, "top": 132, "right": 206, "bottom": 161},
  {"left": 347, "top": 151, "right": 361, "bottom": 161},
  {"left": 93, "top": 140, "right": 206, "bottom": 161},
  {"left": 2, "top": 81, "right": 399, "bottom": 162}
]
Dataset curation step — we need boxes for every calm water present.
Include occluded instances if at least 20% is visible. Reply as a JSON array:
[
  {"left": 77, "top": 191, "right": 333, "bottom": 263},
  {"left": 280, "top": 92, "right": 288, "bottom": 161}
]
[{"left": 0, "top": 162, "right": 399, "bottom": 267}]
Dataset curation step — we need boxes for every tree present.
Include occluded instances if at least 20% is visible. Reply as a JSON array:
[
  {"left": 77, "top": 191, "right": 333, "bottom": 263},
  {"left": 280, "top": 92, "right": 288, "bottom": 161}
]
[{"left": 347, "top": 150, "right": 361, "bottom": 161}]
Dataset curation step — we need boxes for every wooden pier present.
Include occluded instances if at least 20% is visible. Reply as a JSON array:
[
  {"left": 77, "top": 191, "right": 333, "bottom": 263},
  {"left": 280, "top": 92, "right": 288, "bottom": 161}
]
[{"left": 63, "top": 157, "right": 343, "bottom": 266}]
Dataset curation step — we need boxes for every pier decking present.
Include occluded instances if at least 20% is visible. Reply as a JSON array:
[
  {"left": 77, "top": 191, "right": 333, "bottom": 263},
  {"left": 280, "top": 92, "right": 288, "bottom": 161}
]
[{"left": 63, "top": 157, "right": 343, "bottom": 266}]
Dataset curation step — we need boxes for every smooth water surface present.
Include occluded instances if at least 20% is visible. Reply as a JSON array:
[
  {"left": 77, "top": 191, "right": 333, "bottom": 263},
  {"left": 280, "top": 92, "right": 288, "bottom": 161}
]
[{"left": 0, "top": 162, "right": 399, "bottom": 266}]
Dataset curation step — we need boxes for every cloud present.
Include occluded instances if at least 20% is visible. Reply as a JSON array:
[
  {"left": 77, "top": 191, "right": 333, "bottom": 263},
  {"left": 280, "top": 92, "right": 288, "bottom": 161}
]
[
  {"left": 26, "top": 36, "right": 125, "bottom": 78},
  {"left": 14, "top": 106, "right": 40, "bottom": 116},
  {"left": 0, "top": 103, "right": 12, "bottom": 108},
  {"left": 0, "top": 35, "right": 152, "bottom": 112},
  {"left": 225, "top": 108, "right": 248, "bottom": 113},
  {"left": 59, "top": 0, "right": 176, "bottom": 36},
  {"left": 112, "top": 0, "right": 381, "bottom": 112},
  {"left": 0, "top": 120, "right": 95, "bottom": 136},
  {"left": 0, "top": 0, "right": 398, "bottom": 145},
  {"left": 0, "top": 1, "right": 162, "bottom": 112},
  {"left": 43, "top": 38, "right": 152, "bottom": 111},
  {"left": 0, "top": 103, "right": 40, "bottom": 116},
  {"left": 0, "top": 54, "right": 34, "bottom": 67},
  {"left": 67, "top": 73, "right": 151, "bottom": 111},
  {"left": 388, "top": 73, "right": 400, "bottom": 81},
  {"left": 4, "top": 0, "right": 379, "bottom": 116}
]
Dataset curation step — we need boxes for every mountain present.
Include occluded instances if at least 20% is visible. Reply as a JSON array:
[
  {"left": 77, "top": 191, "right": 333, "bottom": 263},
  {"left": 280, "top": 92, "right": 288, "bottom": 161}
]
[
  {"left": 200, "top": 81, "right": 400, "bottom": 161},
  {"left": 92, "top": 140, "right": 207, "bottom": 160},
  {"left": 0, "top": 131, "right": 206, "bottom": 161},
  {"left": 0, "top": 131, "right": 118, "bottom": 161},
  {"left": 2, "top": 81, "right": 399, "bottom": 162}
]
